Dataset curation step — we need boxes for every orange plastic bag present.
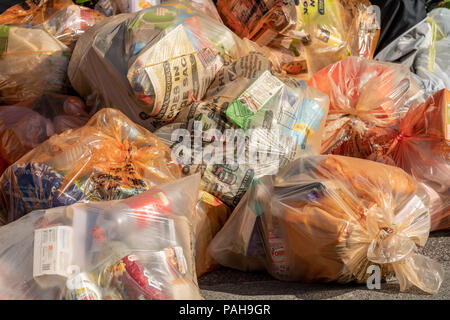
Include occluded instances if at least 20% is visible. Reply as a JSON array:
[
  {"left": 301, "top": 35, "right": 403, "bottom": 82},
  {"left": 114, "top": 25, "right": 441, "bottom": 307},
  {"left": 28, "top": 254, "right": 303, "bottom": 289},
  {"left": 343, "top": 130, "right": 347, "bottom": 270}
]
[
  {"left": 366, "top": 89, "right": 450, "bottom": 231},
  {"left": 0, "top": 94, "right": 90, "bottom": 176},
  {"left": 209, "top": 155, "right": 444, "bottom": 294},
  {"left": 0, "top": 108, "right": 181, "bottom": 225},
  {"left": 194, "top": 191, "right": 231, "bottom": 277},
  {"left": 0, "top": 0, "right": 105, "bottom": 47},
  {"left": 308, "top": 56, "right": 425, "bottom": 157}
]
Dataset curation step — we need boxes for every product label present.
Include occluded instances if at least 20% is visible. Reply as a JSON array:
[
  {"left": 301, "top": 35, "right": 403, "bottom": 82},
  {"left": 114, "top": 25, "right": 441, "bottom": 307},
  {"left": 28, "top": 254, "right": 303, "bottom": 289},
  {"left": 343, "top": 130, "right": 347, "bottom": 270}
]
[
  {"left": 226, "top": 70, "right": 285, "bottom": 128},
  {"left": 33, "top": 226, "right": 73, "bottom": 278},
  {"left": 129, "top": 0, "right": 160, "bottom": 12},
  {"left": 282, "top": 98, "right": 324, "bottom": 148},
  {"left": 165, "top": 246, "right": 187, "bottom": 276},
  {"left": 65, "top": 272, "right": 102, "bottom": 300}
]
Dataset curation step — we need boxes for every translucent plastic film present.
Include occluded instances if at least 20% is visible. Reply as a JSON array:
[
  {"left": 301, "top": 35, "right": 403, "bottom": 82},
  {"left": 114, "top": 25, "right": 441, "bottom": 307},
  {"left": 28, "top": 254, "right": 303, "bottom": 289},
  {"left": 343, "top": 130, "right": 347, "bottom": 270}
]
[
  {"left": 0, "top": 108, "right": 181, "bottom": 225},
  {"left": 0, "top": 94, "right": 90, "bottom": 176},
  {"left": 308, "top": 56, "right": 425, "bottom": 157},
  {"left": 95, "top": 0, "right": 222, "bottom": 22},
  {"left": 154, "top": 52, "right": 329, "bottom": 208},
  {"left": 216, "top": 0, "right": 380, "bottom": 77},
  {"left": 0, "top": 0, "right": 106, "bottom": 47},
  {"left": 298, "top": 0, "right": 380, "bottom": 74},
  {"left": 68, "top": 1, "right": 253, "bottom": 130},
  {"left": 209, "top": 155, "right": 444, "bottom": 294},
  {"left": 366, "top": 89, "right": 450, "bottom": 231},
  {"left": 0, "top": 175, "right": 203, "bottom": 300},
  {"left": 0, "top": 25, "right": 70, "bottom": 104}
]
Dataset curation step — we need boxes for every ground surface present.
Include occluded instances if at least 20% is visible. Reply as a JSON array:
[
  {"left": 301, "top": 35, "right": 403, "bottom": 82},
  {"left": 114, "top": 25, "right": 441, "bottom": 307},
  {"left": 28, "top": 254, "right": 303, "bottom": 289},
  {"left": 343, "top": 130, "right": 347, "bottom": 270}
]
[{"left": 198, "top": 230, "right": 450, "bottom": 300}]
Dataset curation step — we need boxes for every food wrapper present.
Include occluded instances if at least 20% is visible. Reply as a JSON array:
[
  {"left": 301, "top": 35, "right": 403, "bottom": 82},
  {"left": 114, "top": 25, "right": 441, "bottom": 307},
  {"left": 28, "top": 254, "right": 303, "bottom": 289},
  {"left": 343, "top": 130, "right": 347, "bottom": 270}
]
[
  {"left": 366, "top": 89, "right": 450, "bottom": 231},
  {"left": 308, "top": 56, "right": 425, "bottom": 157},
  {"left": 0, "top": 25, "right": 70, "bottom": 104},
  {"left": 0, "top": 108, "right": 181, "bottom": 225},
  {"left": 209, "top": 155, "right": 444, "bottom": 294},
  {"left": 0, "top": 94, "right": 90, "bottom": 176},
  {"left": 155, "top": 52, "right": 329, "bottom": 208},
  {"left": 0, "top": 175, "right": 203, "bottom": 300},
  {"left": 68, "top": 1, "right": 251, "bottom": 129}
]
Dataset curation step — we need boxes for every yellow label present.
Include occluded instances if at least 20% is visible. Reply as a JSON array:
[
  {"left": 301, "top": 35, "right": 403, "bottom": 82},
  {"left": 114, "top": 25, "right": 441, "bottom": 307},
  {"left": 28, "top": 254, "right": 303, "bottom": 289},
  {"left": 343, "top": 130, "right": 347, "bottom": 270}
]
[
  {"left": 201, "top": 191, "right": 222, "bottom": 207},
  {"left": 293, "top": 123, "right": 314, "bottom": 136}
]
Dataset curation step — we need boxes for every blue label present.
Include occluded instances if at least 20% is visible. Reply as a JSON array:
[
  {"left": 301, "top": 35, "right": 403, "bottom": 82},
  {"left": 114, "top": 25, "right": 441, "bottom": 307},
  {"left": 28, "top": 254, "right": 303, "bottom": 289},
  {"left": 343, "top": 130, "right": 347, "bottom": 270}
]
[{"left": 283, "top": 98, "right": 324, "bottom": 148}]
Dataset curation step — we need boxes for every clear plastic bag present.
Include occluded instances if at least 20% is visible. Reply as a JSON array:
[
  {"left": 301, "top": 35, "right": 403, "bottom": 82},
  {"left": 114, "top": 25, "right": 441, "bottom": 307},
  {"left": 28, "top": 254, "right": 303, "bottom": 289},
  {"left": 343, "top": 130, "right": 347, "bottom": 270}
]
[
  {"left": 0, "top": 0, "right": 105, "bottom": 47},
  {"left": 0, "top": 25, "right": 70, "bottom": 104},
  {"left": 209, "top": 155, "right": 444, "bottom": 294},
  {"left": 0, "top": 0, "right": 73, "bottom": 26},
  {"left": 216, "top": 0, "right": 310, "bottom": 78},
  {"left": 0, "top": 174, "right": 203, "bottom": 300},
  {"left": 0, "top": 94, "right": 90, "bottom": 176},
  {"left": 68, "top": 1, "right": 253, "bottom": 130},
  {"left": 375, "top": 8, "right": 450, "bottom": 97},
  {"left": 194, "top": 191, "right": 231, "bottom": 277},
  {"left": 366, "top": 89, "right": 450, "bottom": 231},
  {"left": 95, "top": 0, "right": 222, "bottom": 22},
  {"left": 0, "top": 108, "right": 181, "bottom": 225},
  {"left": 216, "top": 0, "right": 380, "bottom": 77},
  {"left": 154, "top": 53, "right": 329, "bottom": 208},
  {"left": 0, "top": 1, "right": 105, "bottom": 104},
  {"left": 308, "top": 56, "right": 425, "bottom": 157},
  {"left": 298, "top": 0, "right": 380, "bottom": 74}
]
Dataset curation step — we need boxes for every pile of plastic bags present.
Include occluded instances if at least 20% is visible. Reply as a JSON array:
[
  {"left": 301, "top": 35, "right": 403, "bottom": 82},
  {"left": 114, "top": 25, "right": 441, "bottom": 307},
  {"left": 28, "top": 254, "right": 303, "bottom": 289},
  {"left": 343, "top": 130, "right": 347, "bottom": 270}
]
[{"left": 0, "top": 0, "right": 448, "bottom": 300}]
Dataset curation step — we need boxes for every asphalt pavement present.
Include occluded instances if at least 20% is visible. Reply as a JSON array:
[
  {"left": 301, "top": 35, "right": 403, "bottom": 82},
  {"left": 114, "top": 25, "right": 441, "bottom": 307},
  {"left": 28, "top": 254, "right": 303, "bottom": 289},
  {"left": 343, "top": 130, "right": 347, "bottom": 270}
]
[{"left": 198, "top": 230, "right": 450, "bottom": 300}]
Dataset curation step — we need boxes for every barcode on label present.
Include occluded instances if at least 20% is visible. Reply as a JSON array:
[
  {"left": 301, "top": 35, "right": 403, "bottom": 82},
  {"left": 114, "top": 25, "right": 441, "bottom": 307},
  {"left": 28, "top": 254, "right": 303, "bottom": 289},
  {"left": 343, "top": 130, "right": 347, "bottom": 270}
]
[{"left": 33, "top": 226, "right": 73, "bottom": 279}]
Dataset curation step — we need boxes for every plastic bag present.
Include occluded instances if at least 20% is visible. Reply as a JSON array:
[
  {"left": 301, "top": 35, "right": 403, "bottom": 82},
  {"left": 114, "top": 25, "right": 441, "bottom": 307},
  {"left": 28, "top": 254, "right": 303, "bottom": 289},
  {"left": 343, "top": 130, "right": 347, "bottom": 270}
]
[
  {"left": 308, "top": 56, "right": 425, "bottom": 157},
  {"left": 95, "top": 0, "right": 222, "bottom": 22},
  {"left": 0, "top": 0, "right": 73, "bottom": 26},
  {"left": 297, "top": 0, "right": 380, "bottom": 74},
  {"left": 0, "top": 25, "right": 70, "bottom": 104},
  {"left": 194, "top": 191, "right": 231, "bottom": 277},
  {"left": 370, "top": 0, "right": 427, "bottom": 55},
  {"left": 0, "top": 0, "right": 105, "bottom": 47},
  {"left": 0, "top": 174, "right": 202, "bottom": 300},
  {"left": 0, "top": 94, "right": 90, "bottom": 176},
  {"left": 0, "top": 108, "right": 181, "bottom": 225},
  {"left": 209, "top": 155, "right": 444, "bottom": 294},
  {"left": 366, "top": 89, "right": 450, "bottom": 231},
  {"left": 216, "top": 0, "right": 310, "bottom": 78},
  {"left": 375, "top": 8, "right": 450, "bottom": 97},
  {"left": 216, "top": 0, "right": 379, "bottom": 77},
  {"left": 68, "top": 1, "right": 251, "bottom": 130},
  {"left": 154, "top": 52, "right": 329, "bottom": 208}
]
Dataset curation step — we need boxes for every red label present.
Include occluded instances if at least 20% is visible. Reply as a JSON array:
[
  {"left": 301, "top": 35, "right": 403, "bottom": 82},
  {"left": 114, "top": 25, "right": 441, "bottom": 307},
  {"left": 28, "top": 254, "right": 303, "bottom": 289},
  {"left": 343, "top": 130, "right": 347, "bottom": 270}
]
[{"left": 124, "top": 189, "right": 172, "bottom": 228}]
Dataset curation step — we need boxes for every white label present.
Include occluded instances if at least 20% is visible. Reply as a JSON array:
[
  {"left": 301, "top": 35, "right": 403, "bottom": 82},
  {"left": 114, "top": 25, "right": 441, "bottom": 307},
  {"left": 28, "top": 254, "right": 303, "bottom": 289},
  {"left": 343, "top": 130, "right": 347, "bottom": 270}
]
[
  {"left": 241, "top": 71, "right": 285, "bottom": 113},
  {"left": 33, "top": 226, "right": 73, "bottom": 278}
]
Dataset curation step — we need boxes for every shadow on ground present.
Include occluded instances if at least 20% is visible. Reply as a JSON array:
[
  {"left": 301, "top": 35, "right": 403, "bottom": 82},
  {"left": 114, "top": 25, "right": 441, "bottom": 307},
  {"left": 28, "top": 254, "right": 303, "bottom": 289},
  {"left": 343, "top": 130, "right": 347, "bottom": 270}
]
[{"left": 199, "top": 230, "right": 450, "bottom": 300}]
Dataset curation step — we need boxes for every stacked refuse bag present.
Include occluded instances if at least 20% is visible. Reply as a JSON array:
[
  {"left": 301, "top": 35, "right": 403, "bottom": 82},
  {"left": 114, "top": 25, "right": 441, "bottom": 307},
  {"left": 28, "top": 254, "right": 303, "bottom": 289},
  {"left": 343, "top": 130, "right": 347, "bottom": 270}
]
[{"left": 0, "top": 0, "right": 448, "bottom": 299}]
